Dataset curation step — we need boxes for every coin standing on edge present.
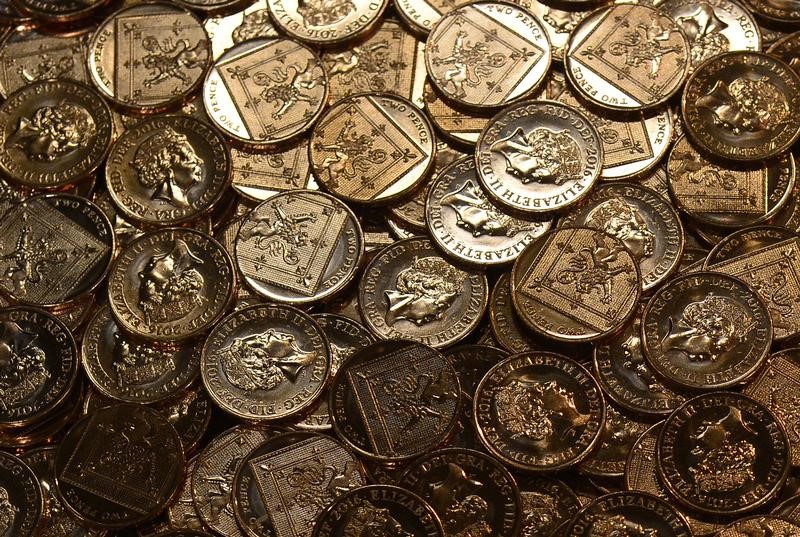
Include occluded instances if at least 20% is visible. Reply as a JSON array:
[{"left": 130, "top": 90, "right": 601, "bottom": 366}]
[{"left": 267, "top": 0, "right": 388, "bottom": 46}]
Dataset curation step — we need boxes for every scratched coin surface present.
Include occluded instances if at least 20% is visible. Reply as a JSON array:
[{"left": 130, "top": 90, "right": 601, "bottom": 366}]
[
  {"left": 657, "top": 392, "right": 790, "bottom": 515},
  {"left": 476, "top": 100, "right": 603, "bottom": 215},
  {"left": 473, "top": 352, "right": 605, "bottom": 472},
  {"left": 564, "top": 491, "right": 693, "bottom": 536},
  {"left": 358, "top": 237, "right": 488, "bottom": 347},
  {"left": 683, "top": 51, "right": 800, "bottom": 161},
  {"left": 235, "top": 190, "right": 364, "bottom": 304},
  {"left": 426, "top": 2, "right": 551, "bottom": 110},
  {"left": 204, "top": 0, "right": 279, "bottom": 59},
  {"left": 511, "top": 227, "right": 640, "bottom": 342},
  {"left": 0, "top": 450, "right": 42, "bottom": 537},
  {"left": 108, "top": 227, "right": 235, "bottom": 343},
  {"left": 266, "top": 0, "right": 388, "bottom": 45},
  {"left": 310, "top": 93, "right": 435, "bottom": 204},
  {"left": 329, "top": 339, "right": 461, "bottom": 462}
]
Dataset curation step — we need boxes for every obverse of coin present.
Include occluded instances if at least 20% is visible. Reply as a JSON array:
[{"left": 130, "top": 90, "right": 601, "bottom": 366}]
[
  {"left": 204, "top": 0, "right": 278, "bottom": 59},
  {"left": 397, "top": 447, "right": 522, "bottom": 536},
  {"left": 55, "top": 403, "right": 184, "bottom": 529},
  {"left": 476, "top": 100, "right": 603, "bottom": 215},
  {"left": 12, "top": 0, "right": 108, "bottom": 23},
  {"left": 232, "top": 431, "right": 366, "bottom": 537},
  {"left": 768, "top": 31, "right": 800, "bottom": 74},
  {"left": 422, "top": 80, "right": 490, "bottom": 148},
  {"left": 329, "top": 339, "right": 461, "bottom": 462},
  {"left": 566, "top": 5, "right": 690, "bottom": 110},
  {"left": 517, "top": 476, "right": 581, "bottom": 537},
  {"left": 565, "top": 491, "right": 692, "bottom": 536},
  {"left": 108, "top": 228, "right": 235, "bottom": 343},
  {"left": 0, "top": 80, "right": 112, "bottom": 189},
  {"left": 88, "top": 3, "right": 210, "bottom": 113},
  {"left": 236, "top": 190, "right": 364, "bottom": 304},
  {"left": 683, "top": 51, "right": 800, "bottom": 161},
  {"left": 426, "top": 156, "right": 552, "bottom": 266},
  {"left": 230, "top": 139, "right": 316, "bottom": 202},
  {"left": 266, "top": 0, "right": 388, "bottom": 46},
  {"left": 578, "top": 404, "right": 650, "bottom": 478},
  {"left": 426, "top": 2, "right": 551, "bottom": 110},
  {"left": 489, "top": 271, "right": 538, "bottom": 353},
  {"left": 359, "top": 237, "right": 488, "bottom": 347},
  {"left": 310, "top": 93, "right": 435, "bottom": 205},
  {"left": 473, "top": 352, "right": 605, "bottom": 472},
  {"left": 0, "top": 450, "right": 42, "bottom": 537},
  {"left": 718, "top": 516, "right": 800, "bottom": 536},
  {"left": 511, "top": 228, "right": 640, "bottom": 342}
]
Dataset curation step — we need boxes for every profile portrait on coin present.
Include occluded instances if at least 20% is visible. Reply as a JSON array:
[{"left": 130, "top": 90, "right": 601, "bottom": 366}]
[
  {"left": 221, "top": 329, "right": 316, "bottom": 391},
  {"left": 385, "top": 256, "right": 465, "bottom": 326},
  {"left": 674, "top": 4, "right": 730, "bottom": 62},
  {"left": 7, "top": 102, "right": 96, "bottom": 163},
  {"left": 343, "top": 504, "right": 412, "bottom": 536},
  {"left": 582, "top": 513, "right": 658, "bottom": 537},
  {"left": 698, "top": 77, "right": 790, "bottom": 135},
  {"left": 584, "top": 198, "right": 655, "bottom": 260},
  {"left": 138, "top": 239, "right": 205, "bottom": 325},
  {"left": 491, "top": 127, "right": 581, "bottom": 185},
  {"left": 133, "top": 127, "right": 203, "bottom": 208}
]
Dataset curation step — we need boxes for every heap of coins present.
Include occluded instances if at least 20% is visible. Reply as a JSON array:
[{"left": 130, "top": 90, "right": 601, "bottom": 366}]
[{"left": 0, "top": 0, "right": 800, "bottom": 535}]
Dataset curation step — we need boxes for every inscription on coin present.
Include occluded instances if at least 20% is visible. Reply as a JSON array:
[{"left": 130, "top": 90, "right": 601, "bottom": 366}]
[{"left": 0, "top": 451, "right": 41, "bottom": 537}]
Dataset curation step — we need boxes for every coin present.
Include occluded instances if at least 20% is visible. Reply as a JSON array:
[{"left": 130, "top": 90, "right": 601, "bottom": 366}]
[
  {"left": 768, "top": 31, "right": 800, "bottom": 74},
  {"left": 166, "top": 456, "right": 202, "bottom": 532},
  {"left": 476, "top": 100, "right": 603, "bottom": 215},
  {"left": 12, "top": 0, "right": 109, "bottom": 23},
  {"left": 473, "top": 351, "right": 605, "bottom": 472},
  {"left": 0, "top": 0, "right": 31, "bottom": 25},
  {"left": 578, "top": 404, "right": 650, "bottom": 478},
  {"left": 394, "top": 0, "right": 470, "bottom": 35},
  {"left": 559, "top": 182, "right": 684, "bottom": 291},
  {"left": 81, "top": 305, "right": 200, "bottom": 404},
  {"left": 204, "top": 0, "right": 278, "bottom": 59},
  {"left": 329, "top": 339, "right": 461, "bottom": 462},
  {"left": 235, "top": 190, "right": 364, "bottom": 304},
  {"left": 489, "top": 271, "right": 539, "bottom": 353},
  {"left": 175, "top": 0, "right": 252, "bottom": 15},
  {"left": 266, "top": 0, "right": 388, "bottom": 46},
  {"left": 564, "top": 491, "right": 692, "bottom": 536},
  {"left": 522, "top": 2, "right": 587, "bottom": 63},
  {"left": 421, "top": 80, "right": 491, "bottom": 148},
  {"left": 0, "top": 450, "right": 42, "bottom": 537},
  {"left": 232, "top": 431, "right": 366, "bottom": 537},
  {"left": 55, "top": 403, "right": 184, "bottom": 529},
  {"left": 718, "top": 516, "right": 800, "bottom": 536},
  {"left": 683, "top": 51, "right": 800, "bottom": 161},
  {"left": 230, "top": 139, "right": 316, "bottom": 202},
  {"left": 658, "top": 392, "right": 790, "bottom": 515},
  {"left": 397, "top": 447, "right": 522, "bottom": 536},
  {"left": 517, "top": 476, "right": 581, "bottom": 537},
  {"left": 426, "top": 2, "right": 551, "bottom": 110},
  {"left": 511, "top": 227, "right": 640, "bottom": 342},
  {"left": 444, "top": 344, "right": 508, "bottom": 403},
  {"left": 566, "top": 4, "right": 690, "bottom": 110},
  {"left": 358, "top": 237, "right": 488, "bottom": 347},
  {"left": 745, "top": 0, "right": 800, "bottom": 24},
  {"left": 108, "top": 227, "right": 235, "bottom": 342},
  {"left": 310, "top": 93, "right": 435, "bottom": 205}
]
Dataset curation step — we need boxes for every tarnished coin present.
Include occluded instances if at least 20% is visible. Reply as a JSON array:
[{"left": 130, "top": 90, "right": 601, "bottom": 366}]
[
  {"left": 204, "top": 38, "right": 327, "bottom": 147},
  {"left": 564, "top": 491, "right": 692, "bottom": 536},
  {"left": 108, "top": 228, "right": 235, "bottom": 342},
  {"left": 358, "top": 237, "right": 488, "bottom": 347},
  {"left": 489, "top": 271, "right": 539, "bottom": 353},
  {"left": 473, "top": 352, "right": 605, "bottom": 472},
  {"left": 310, "top": 93, "right": 435, "bottom": 205},
  {"left": 426, "top": 2, "right": 551, "bottom": 110},
  {"left": 517, "top": 477, "right": 581, "bottom": 537},
  {"left": 0, "top": 80, "right": 112, "bottom": 189},
  {"left": 106, "top": 115, "right": 231, "bottom": 227},
  {"left": 81, "top": 305, "right": 200, "bottom": 404},
  {"left": 578, "top": 404, "right": 650, "bottom": 478},
  {"left": 266, "top": 0, "right": 388, "bottom": 46},
  {"left": 12, "top": 0, "right": 109, "bottom": 23},
  {"left": 422, "top": 80, "right": 490, "bottom": 148},
  {"left": 0, "top": 450, "right": 42, "bottom": 537},
  {"left": 718, "top": 516, "right": 800, "bottom": 536},
  {"left": 230, "top": 139, "right": 316, "bottom": 202},
  {"left": 768, "top": 31, "right": 800, "bottom": 74},
  {"left": 0, "top": 193, "right": 114, "bottom": 307},
  {"left": 397, "top": 447, "right": 522, "bottom": 536},
  {"left": 657, "top": 392, "right": 790, "bottom": 515},
  {"left": 566, "top": 4, "right": 690, "bottom": 110},
  {"left": 204, "top": 0, "right": 278, "bottom": 59},
  {"left": 235, "top": 190, "right": 364, "bottom": 304},
  {"left": 232, "top": 432, "right": 366, "bottom": 537},
  {"left": 426, "top": 156, "right": 552, "bottom": 266},
  {"left": 476, "top": 100, "right": 603, "bottom": 215},
  {"left": 511, "top": 227, "right": 640, "bottom": 342},
  {"left": 329, "top": 340, "right": 461, "bottom": 462},
  {"left": 559, "top": 182, "right": 684, "bottom": 291},
  {"left": 683, "top": 51, "right": 800, "bottom": 161},
  {"left": 175, "top": 0, "right": 252, "bottom": 15},
  {"left": 55, "top": 403, "right": 184, "bottom": 529}
]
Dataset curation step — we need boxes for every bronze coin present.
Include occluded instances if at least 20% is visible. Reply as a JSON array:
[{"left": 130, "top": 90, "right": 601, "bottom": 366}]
[
  {"left": 394, "top": 0, "right": 470, "bottom": 35},
  {"left": 0, "top": 450, "right": 42, "bottom": 537},
  {"left": 517, "top": 476, "right": 581, "bottom": 537},
  {"left": 0, "top": 193, "right": 114, "bottom": 308},
  {"left": 768, "top": 31, "right": 800, "bottom": 74},
  {"left": 511, "top": 227, "right": 641, "bottom": 342},
  {"left": 422, "top": 80, "right": 490, "bottom": 148},
  {"left": 444, "top": 344, "right": 508, "bottom": 402},
  {"left": 0, "top": 0, "right": 31, "bottom": 25},
  {"left": 564, "top": 491, "right": 692, "bottom": 536},
  {"left": 266, "top": 0, "right": 388, "bottom": 46},
  {"left": 523, "top": 3, "right": 588, "bottom": 64},
  {"left": 175, "top": 0, "right": 252, "bottom": 15},
  {"left": 311, "top": 485, "right": 444, "bottom": 537},
  {"left": 745, "top": 0, "right": 800, "bottom": 24},
  {"left": 476, "top": 100, "right": 603, "bottom": 215},
  {"left": 639, "top": 166, "right": 670, "bottom": 199},
  {"left": 358, "top": 237, "right": 488, "bottom": 348},
  {"left": 397, "top": 447, "right": 522, "bottom": 536},
  {"left": 108, "top": 227, "right": 235, "bottom": 343},
  {"left": 12, "top": 0, "right": 109, "bottom": 23},
  {"left": 489, "top": 271, "right": 539, "bottom": 353},
  {"left": 310, "top": 93, "right": 435, "bottom": 205},
  {"left": 473, "top": 351, "right": 606, "bottom": 472},
  {"left": 54, "top": 403, "right": 184, "bottom": 529},
  {"left": 201, "top": 303, "right": 330, "bottom": 421},
  {"left": 329, "top": 339, "right": 461, "bottom": 462},
  {"left": 718, "top": 516, "right": 800, "bottom": 536},
  {"left": 578, "top": 404, "right": 651, "bottom": 478},
  {"left": 229, "top": 138, "right": 316, "bottom": 202},
  {"left": 204, "top": 0, "right": 279, "bottom": 59},
  {"left": 232, "top": 431, "right": 367, "bottom": 537},
  {"left": 657, "top": 391, "right": 791, "bottom": 515},
  {"left": 683, "top": 51, "right": 800, "bottom": 161},
  {"left": 166, "top": 456, "right": 202, "bottom": 532},
  {"left": 774, "top": 496, "right": 800, "bottom": 524}
]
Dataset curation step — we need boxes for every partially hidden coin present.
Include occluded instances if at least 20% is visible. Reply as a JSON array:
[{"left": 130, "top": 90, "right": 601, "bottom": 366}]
[
  {"left": 166, "top": 456, "right": 202, "bottom": 532},
  {"left": 564, "top": 491, "right": 692, "bottom": 536},
  {"left": 230, "top": 138, "right": 316, "bottom": 202},
  {"left": 489, "top": 271, "right": 539, "bottom": 353},
  {"left": 578, "top": 404, "right": 651, "bottom": 478},
  {"left": 0, "top": 450, "right": 42, "bottom": 537},
  {"left": 523, "top": 2, "right": 588, "bottom": 63},
  {"left": 517, "top": 476, "right": 581, "bottom": 537},
  {"left": 266, "top": 0, "right": 388, "bottom": 46},
  {"left": 175, "top": 0, "right": 252, "bottom": 15},
  {"left": 422, "top": 80, "right": 491, "bottom": 148},
  {"left": 204, "top": 0, "right": 279, "bottom": 59},
  {"left": 744, "top": 0, "right": 800, "bottom": 24},
  {"left": 12, "top": 0, "right": 109, "bottom": 23},
  {"left": 768, "top": 31, "right": 800, "bottom": 74},
  {"left": 444, "top": 344, "right": 508, "bottom": 403},
  {"left": 394, "top": 0, "right": 469, "bottom": 35},
  {"left": 717, "top": 516, "right": 800, "bottom": 536},
  {"left": 0, "top": 0, "right": 31, "bottom": 25}
]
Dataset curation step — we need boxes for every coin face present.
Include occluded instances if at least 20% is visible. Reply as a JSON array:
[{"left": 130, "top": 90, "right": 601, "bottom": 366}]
[
  {"left": 204, "top": 0, "right": 278, "bottom": 59},
  {"left": 744, "top": 0, "right": 800, "bottom": 23},
  {"left": 511, "top": 227, "right": 640, "bottom": 342},
  {"left": 683, "top": 52, "right": 800, "bottom": 161},
  {"left": 397, "top": 447, "right": 522, "bottom": 536},
  {"left": 108, "top": 228, "right": 235, "bottom": 342},
  {"left": 718, "top": 516, "right": 800, "bottom": 536},
  {"left": 426, "top": 2, "right": 551, "bottom": 110},
  {"left": 0, "top": 450, "right": 42, "bottom": 537},
  {"left": 394, "top": 0, "right": 471, "bottom": 34},
  {"left": 230, "top": 139, "right": 316, "bottom": 202},
  {"left": 476, "top": 100, "right": 603, "bottom": 214},
  {"left": 473, "top": 352, "right": 605, "bottom": 471},
  {"left": 233, "top": 432, "right": 366, "bottom": 537},
  {"left": 517, "top": 477, "right": 581, "bottom": 537},
  {"left": 565, "top": 492, "right": 692, "bottom": 536},
  {"left": 329, "top": 340, "right": 461, "bottom": 462},
  {"left": 236, "top": 190, "right": 364, "bottom": 304},
  {"left": 13, "top": 0, "right": 109, "bottom": 22},
  {"left": 489, "top": 271, "right": 539, "bottom": 353},
  {"left": 266, "top": 0, "right": 388, "bottom": 45},
  {"left": 359, "top": 237, "right": 488, "bottom": 347},
  {"left": 166, "top": 456, "right": 201, "bottom": 532},
  {"left": 310, "top": 93, "right": 435, "bottom": 205},
  {"left": 657, "top": 392, "right": 790, "bottom": 515},
  {"left": 578, "top": 404, "right": 650, "bottom": 478},
  {"left": 566, "top": 4, "right": 690, "bottom": 110},
  {"left": 55, "top": 403, "right": 184, "bottom": 528},
  {"left": 768, "top": 31, "right": 800, "bottom": 74}
]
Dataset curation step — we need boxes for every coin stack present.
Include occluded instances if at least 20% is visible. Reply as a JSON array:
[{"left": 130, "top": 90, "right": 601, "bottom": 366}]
[{"left": 0, "top": 0, "right": 798, "bottom": 535}]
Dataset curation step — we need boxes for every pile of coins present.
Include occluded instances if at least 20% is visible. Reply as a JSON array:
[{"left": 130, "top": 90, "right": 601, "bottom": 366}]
[{"left": 0, "top": 0, "right": 799, "bottom": 535}]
